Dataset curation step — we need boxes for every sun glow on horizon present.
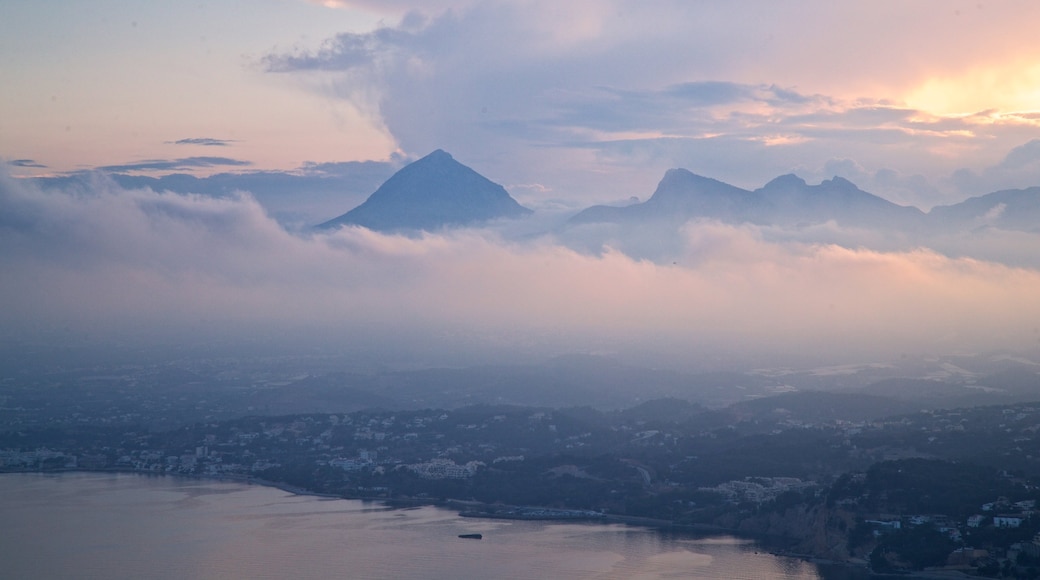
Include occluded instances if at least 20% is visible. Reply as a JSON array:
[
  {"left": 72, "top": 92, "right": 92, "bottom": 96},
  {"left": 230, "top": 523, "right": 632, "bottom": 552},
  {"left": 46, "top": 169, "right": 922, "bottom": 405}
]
[{"left": 905, "top": 60, "right": 1040, "bottom": 118}]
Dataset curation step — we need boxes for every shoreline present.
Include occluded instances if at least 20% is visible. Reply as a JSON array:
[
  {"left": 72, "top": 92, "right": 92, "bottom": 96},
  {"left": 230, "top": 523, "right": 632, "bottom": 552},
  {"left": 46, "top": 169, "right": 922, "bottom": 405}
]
[
  {"left": 0, "top": 468, "right": 754, "bottom": 536},
  {"left": 1, "top": 467, "right": 761, "bottom": 536},
  {"left": 7, "top": 469, "right": 962, "bottom": 577},
  {"left": 1, "top": 469, "right": 834, "bottom": 561},
  {"left": 4, "top": 469, "right": 976, "bottom": 579}
]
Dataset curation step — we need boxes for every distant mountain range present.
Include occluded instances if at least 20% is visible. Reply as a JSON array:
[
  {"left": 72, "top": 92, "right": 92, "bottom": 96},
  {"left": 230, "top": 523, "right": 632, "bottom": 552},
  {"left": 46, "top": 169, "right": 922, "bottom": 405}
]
[
  {"left": 315, "top": 149, "right": 1040, "bottom": 237},
  {"left": 570, "top": 169, "right": 1040, "bottom": 233},
  {"left": 317, "top": 149, "right": 531, "bottom": 232},
  {"left": 927, "top": 186, "right": 1040, "bottom": 232},
  {"left": 29, "top": 148, "right": 1040, "bottom": 239}
]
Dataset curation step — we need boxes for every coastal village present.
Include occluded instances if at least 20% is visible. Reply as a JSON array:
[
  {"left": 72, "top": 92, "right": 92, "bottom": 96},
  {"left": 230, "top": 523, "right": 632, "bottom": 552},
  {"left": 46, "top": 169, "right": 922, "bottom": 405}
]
[{"left": 6, "top": 397, "right": 1040, "bottom": 577}]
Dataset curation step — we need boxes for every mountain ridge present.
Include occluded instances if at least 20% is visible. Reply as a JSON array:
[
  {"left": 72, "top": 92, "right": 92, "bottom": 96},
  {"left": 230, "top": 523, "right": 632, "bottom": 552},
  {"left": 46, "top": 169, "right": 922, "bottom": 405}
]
[
  {"left": 571, "top": 169, "right": 927, "bottom": 229},
  {"left": 311, "top": 148, "right": 1040, "bottom": 244}
]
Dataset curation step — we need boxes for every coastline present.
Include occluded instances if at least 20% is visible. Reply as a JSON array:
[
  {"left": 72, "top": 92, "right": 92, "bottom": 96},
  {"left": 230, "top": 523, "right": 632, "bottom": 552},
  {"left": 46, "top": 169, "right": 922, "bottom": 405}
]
[
  {"left": 0, "top": 469, "right": 865, "bottom": 579},
  {"left": 18, "top": 470, "right": 982, "bottom": 578},
  {"left": 0, "top": 468, "right": 752, "bottom": 537},
  {"left": 0, "top": 467, "right": 758, "bottom": 535},
  {"left": 0, "top": 468, "right": 806, "bottom": 536},
  {"left": 6, "top": 469, "right": 957, "bottom": 578}
]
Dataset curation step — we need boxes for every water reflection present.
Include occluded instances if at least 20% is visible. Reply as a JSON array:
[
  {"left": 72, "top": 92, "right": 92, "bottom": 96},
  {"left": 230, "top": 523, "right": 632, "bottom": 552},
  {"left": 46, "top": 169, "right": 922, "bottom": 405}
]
[{"left": 0, "top": 473, "right": 867, "bottom": 580}]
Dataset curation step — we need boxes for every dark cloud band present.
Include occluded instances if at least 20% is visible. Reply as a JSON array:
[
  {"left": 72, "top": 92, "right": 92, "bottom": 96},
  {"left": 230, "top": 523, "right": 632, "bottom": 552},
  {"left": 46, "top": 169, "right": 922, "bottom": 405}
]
[
  {"left": 169, "top": 138, "right": 236, "bottom": 147},
  {"left": 98, "top": 157, "right": 252, "bottom": 172}
]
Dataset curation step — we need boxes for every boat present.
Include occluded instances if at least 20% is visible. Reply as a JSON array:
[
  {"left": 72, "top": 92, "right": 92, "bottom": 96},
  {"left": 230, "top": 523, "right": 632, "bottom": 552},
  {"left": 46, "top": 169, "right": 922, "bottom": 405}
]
[{"left": 457, "top": 533, "right": 483, "bottom": 540}]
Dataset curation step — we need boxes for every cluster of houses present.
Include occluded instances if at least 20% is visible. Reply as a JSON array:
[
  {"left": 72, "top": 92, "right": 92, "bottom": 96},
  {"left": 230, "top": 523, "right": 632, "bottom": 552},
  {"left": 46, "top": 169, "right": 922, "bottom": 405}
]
[
  {"left": 973, "top": 498, "right": 1037, "bottom": 529},
  {"left": 863, "top": 497, "right": 1040, "bottom": 572},
  {"left": 864, "top": 498, "right": 1037, "bottom": 542},
  {"left": 0, "top": 448, "right": 69, "bottom": 468},
  {"left": 699, "top": 476, "right": 816, "bottom": 504},
  {"left": 402, "top": 458, "right": 485, "bottom": 480}
]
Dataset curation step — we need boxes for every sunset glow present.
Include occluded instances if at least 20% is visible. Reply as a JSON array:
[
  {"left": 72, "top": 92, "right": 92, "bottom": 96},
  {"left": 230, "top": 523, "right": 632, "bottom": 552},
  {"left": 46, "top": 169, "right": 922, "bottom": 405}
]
[{"left": 905, "top": 61, "right": 1040, "bottom": 118}]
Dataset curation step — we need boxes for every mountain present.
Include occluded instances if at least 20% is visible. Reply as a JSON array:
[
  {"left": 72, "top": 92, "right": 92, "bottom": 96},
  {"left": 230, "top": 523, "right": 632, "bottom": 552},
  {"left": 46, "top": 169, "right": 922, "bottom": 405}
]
[
  {"left": 317, "top": 149, "right": 531, "bottom": 231},
  {"left": 569, "top": 169, "right": 924, "bottom": 229},
  {"left": 928, "top": 186, "right": 1040, "bottom": 232},
  {"left": 571, "top": 169, "right": 754, "bottom": 226},
  {"left": 754, "top": 174, "right": 924, "bottom": 229}
]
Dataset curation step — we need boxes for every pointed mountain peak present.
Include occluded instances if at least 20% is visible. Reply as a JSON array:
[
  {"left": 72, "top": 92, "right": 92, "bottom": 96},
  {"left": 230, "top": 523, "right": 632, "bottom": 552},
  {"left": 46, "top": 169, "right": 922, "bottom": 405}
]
[
  {"left": 653, "top": 168, "right": 741, "bottom": 195},
  {"left": 648, "top": 168, "right": 750, "bottom": 203},
  {"left": 317, "top": 149, "right": 530, "bottom": 232},
  {"left": 420, "top": 149, "right": 453, "bottom": 162}
]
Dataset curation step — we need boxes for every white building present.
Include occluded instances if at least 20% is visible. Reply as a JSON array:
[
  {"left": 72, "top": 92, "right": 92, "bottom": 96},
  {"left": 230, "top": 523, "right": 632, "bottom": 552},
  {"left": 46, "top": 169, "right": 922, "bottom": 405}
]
[{"left": 994, "top": 516, "right": 1023, "bottom": 528}]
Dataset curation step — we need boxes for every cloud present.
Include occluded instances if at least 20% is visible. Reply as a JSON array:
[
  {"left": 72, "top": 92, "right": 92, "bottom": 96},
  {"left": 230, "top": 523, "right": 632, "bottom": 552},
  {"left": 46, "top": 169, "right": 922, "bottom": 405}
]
[
  {"left": 263, "top": 27, "right": 411, "bottom": 73},
  {"left": 949, "top": 139, "right": 1040, "bottom": 195},
  {"left": 2, "top": 169, "right": 1039, "bottom": 369},
  {"left": 301, "top": 0, "right": 473, "bottom": 14},
  {"left": 9, "top": 159, "right": 47, "bottom": 168},
  {"left": 297, "top": 155, "right": 406, "bottom": 178},
  {"left": 258, "top": 1, "right": 1040, "bottom": 211},
  {"left": 996, "top": 139, "right": 1040, "bottom": 171},
  {"left": 97, "top": 157, "right": 253, "bottom": 173},
  {"left": 249, "top": 8, "right": 915, "bottom": 206},
  {"left": 30, "top": 158, "right": 401, "bottom": 229},
  {"left": 168, "top": 138, "right": 237, "bottom": 147},
  {"left": 539, "top": 83, "right": 829, "bottom": 139},
  {"left": 662, "top": 82, "right": 819, "bottom": 108}
]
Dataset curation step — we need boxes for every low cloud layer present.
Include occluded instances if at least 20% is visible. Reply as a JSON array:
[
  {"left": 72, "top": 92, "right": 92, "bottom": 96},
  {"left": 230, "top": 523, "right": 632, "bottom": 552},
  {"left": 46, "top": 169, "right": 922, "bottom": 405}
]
[{"left": 2, "top": 170, "right": 1038, "bottom": 369}]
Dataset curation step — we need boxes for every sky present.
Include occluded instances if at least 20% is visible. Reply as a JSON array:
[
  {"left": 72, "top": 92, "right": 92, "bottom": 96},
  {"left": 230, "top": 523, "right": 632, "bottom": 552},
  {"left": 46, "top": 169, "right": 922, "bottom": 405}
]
[
  {"left": 2, "top": 1, "right": 1040, "bottom": 370},
  {"left": 6, "top": 0, "right": 1040, "bottom": 208}
]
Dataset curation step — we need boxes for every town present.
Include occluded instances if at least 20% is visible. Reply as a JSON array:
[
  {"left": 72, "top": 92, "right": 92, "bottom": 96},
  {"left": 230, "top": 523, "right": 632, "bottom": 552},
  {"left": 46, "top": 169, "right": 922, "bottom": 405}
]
[{"left": 5, "top": 377, "right": 1040, "bottom": 577}]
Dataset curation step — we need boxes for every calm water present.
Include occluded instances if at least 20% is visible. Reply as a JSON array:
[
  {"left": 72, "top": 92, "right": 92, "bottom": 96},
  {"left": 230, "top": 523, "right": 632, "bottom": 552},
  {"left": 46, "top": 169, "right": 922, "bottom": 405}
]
[{"left": 0, "top": 472, "right": 867, "bottom": 579}]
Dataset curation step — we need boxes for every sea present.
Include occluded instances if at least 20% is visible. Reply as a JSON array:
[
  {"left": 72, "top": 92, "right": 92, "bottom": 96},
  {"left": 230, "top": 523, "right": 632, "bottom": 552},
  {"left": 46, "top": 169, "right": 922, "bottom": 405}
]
[{"left": 0, "top": 472, "right": 870, "bottom": 579}]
